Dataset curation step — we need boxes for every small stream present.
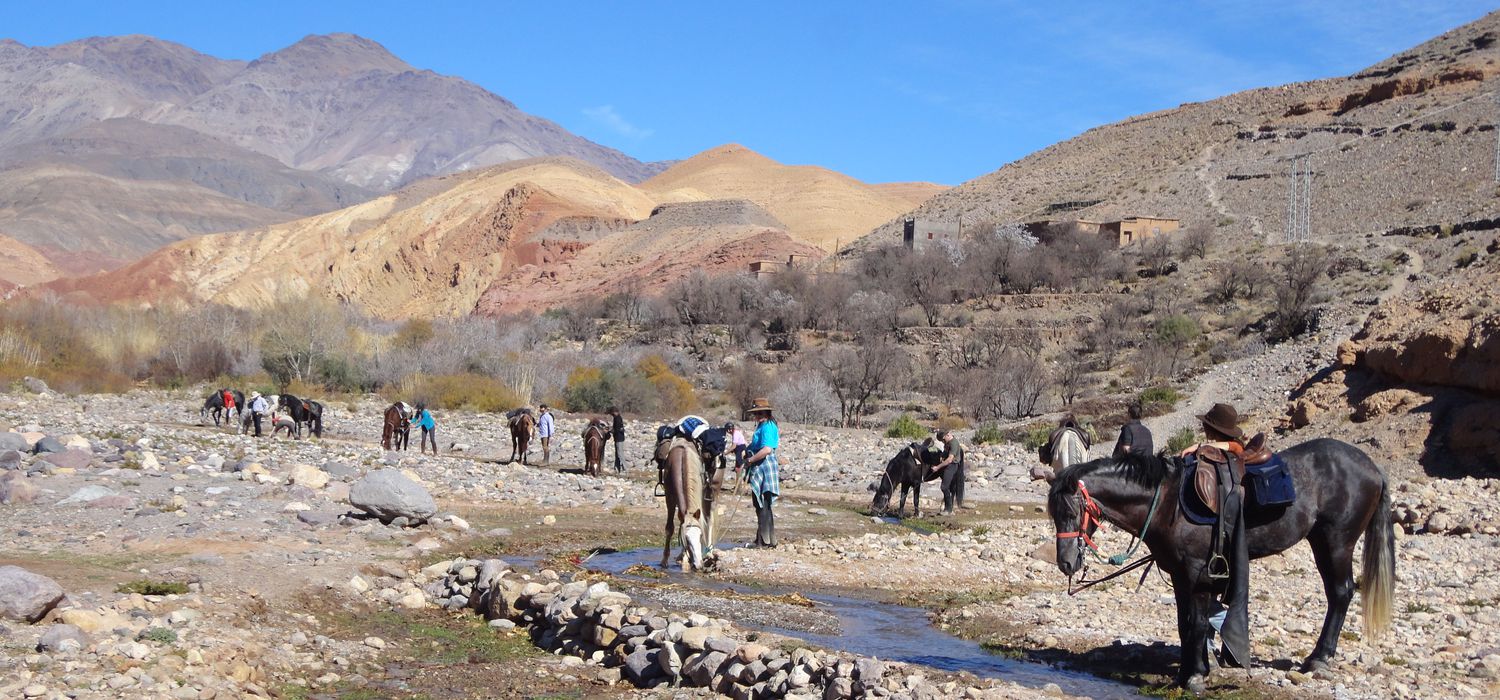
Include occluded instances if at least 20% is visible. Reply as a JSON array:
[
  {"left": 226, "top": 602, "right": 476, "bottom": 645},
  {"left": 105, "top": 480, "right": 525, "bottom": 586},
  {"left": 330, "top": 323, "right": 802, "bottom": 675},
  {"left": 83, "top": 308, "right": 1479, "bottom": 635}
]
[{"left": 579, "top": 547, "right": 1137, "bottom": 699}]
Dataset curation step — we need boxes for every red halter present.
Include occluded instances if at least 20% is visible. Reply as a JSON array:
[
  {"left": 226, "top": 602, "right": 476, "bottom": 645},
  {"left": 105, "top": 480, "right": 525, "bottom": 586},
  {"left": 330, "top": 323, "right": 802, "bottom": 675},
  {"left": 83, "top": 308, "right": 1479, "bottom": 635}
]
[{"left": 1056, "top": 480, "right": 1105, "bottom": 552}]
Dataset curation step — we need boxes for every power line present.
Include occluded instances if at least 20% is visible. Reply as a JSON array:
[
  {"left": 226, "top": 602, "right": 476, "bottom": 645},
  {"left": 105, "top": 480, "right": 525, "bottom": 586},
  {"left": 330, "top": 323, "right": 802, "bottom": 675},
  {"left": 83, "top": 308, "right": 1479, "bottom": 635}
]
[
  {"left": 1284, "top": 154, "right": 1313, "bottom": 243},
  {"left": 1494, "top": 91, "right": 1500, "bottom": 184}
]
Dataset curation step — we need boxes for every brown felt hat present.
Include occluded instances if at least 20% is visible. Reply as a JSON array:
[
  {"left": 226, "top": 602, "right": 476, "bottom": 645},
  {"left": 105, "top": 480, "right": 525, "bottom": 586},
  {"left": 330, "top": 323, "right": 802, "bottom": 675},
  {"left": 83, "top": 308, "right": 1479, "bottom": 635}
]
[
  {"left": 1198, "top": 402, "right": 1245, "bottom": 441},
  {"left": 747, "top": 398, "right": 774, "bottom": 414}
]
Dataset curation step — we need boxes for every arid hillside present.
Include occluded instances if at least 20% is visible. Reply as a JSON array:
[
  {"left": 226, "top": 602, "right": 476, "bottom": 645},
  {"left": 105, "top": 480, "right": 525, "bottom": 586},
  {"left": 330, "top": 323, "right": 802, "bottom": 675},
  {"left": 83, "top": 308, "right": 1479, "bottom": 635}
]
[
  {"left": 642, "top": 144, "right": 943, "bottom": 252},
  {"left": 0, "top": 33, "right": 665, "bottom": 283},
  {"left": 848, "top": 10, "right": 1500, "bottom": 256},
  {"left": 45, "top": 157, "right": 823, "bottom": 319}
]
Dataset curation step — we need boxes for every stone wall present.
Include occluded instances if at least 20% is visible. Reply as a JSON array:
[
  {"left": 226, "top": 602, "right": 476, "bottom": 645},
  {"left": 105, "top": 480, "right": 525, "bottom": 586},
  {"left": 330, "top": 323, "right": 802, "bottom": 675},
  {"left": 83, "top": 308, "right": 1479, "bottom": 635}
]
[{"left": 407, "top": 556, "right": 1034, "bottom": 699}]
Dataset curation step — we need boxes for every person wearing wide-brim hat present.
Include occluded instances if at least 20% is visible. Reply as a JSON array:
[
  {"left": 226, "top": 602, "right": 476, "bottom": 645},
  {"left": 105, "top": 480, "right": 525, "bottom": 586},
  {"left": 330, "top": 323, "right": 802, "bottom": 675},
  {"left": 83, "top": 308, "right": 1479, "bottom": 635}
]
[
  {"left": 1179, "top": 402, "right": 1247, "bottom": 457},
  {"left": 248, "top": 391, "right": 270, "bottom": 437},
  {"left": 743, "top": 398, "right": 781, "bottom": 547}
]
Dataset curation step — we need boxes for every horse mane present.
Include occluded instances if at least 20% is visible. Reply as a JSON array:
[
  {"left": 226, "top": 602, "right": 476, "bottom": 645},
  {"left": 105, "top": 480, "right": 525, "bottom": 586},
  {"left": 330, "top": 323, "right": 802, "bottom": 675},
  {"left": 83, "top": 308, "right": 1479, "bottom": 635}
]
[{"left": 1048, "top": 452, "right": 1178, "bottom": 514}]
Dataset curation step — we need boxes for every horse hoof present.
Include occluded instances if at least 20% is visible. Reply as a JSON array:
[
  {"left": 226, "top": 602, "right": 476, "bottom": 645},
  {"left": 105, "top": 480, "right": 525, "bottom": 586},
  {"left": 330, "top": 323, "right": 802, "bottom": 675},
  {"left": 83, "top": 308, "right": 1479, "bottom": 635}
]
[
  {"left": 1300, "top": 658, "right": 1331, "bottom": 674},
  {"left": 1184, "top": 675, "right": 1206, "bottom": 695}
]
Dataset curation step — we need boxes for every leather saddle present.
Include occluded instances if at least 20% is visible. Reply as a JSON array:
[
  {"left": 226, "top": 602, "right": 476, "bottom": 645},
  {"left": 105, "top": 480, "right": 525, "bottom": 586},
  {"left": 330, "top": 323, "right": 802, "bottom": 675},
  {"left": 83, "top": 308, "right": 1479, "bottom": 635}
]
[{"left": 1192, "top": 433, "right": 1271, "bottom": 515}]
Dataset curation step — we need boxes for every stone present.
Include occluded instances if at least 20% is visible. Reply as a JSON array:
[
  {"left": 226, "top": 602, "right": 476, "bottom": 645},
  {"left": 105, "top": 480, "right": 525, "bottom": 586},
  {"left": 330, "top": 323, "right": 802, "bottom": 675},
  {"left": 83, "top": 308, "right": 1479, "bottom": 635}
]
[
  {"left": 824, "top": 676, "right": 853, "bottom": 699},
  {"left": 0, "top": 472, "right": 38, "bottom": 505},
  {"left": 363, "top": 636, "right": 386, "bottom": 650},
  {"left": 349, "top": 470, "right": 436, "bottom": 524},
  {"left": 855, "top": 657, "right": 885, "bottom": 682},
  {"left": 623, "top": 647, "right": 661, "bottom": 683},
  {"left": 685, "top": 650, "right": 727, "bottom": 686},
  {"left": 735, "top": 642, "right": 769, "bottom": 663},
  {"left": 706, "top": 635, "right": 738, "bottom": 654},
  {"left": 0, "top": 449, "right": 21, "bottom": 471},
  {"left": 0, "top": 433, "right": 30, "bottom": 453},
  {"left": 288, "top": 464, "right": 329, "bottom": 490},
  {"left": 681, "top": 626, "right": 716, "bottom": 650},
  {"left": 297, "top": 511, "right": 336, "bottom": 526},
  {"left": 21, "top": 376, "right": 50, "bottom": 394},
  {"left": 58, "top": 485, "right": 116, "bottom": 505},
  {"left": 40, "top": 448, "right": 91, "bottom": 470},
  {"left": 32, "top": 436, "right": 66, "bottom": 454},
  {"left": 0, "top": 565, "right": 65, "bottom": 622},
  {"left": 37, "top": 623, "right": 90, "bottom": 652},
  {"left": 657, "top": 642, "right": 683, "bottom": 677}
]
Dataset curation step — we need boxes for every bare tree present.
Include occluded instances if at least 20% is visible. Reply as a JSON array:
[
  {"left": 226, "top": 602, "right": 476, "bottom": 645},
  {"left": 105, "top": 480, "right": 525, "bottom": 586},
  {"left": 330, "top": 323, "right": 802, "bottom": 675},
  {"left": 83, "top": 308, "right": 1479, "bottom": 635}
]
[
  {"left": 1140, "top": 236, "right": 1175, "bottom": 276},
  {"left": 769, "top": 370, "right": 840, "bottom": 425},
  {"left": 259, "top": 295, "right": 353, "bottom": 386},
  {"left": 1179, "top": 226, "right": 1212, "bottom": 260},
  {"left": 816, "top": 339, "right": 908, "bottom": 427},
  {"left": 901, "top": 247, "right": 956, "bottom": 327},
  {"left": 1054, "top": 352, "right": 1092, "bottom": 407},
  {"left": 726, "top": 361, "right": 772, "bottom": 415},
  {"left": 1272, "top": 244, "right": 1332, "bottom": 340}
]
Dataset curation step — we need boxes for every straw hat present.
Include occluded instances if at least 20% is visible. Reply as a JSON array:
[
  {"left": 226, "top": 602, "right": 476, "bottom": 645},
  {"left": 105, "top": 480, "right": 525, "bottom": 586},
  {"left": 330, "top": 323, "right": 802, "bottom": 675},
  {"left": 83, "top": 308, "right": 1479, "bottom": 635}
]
[{"left": 747, "top": 398, "right": 774, "bottom": 414}]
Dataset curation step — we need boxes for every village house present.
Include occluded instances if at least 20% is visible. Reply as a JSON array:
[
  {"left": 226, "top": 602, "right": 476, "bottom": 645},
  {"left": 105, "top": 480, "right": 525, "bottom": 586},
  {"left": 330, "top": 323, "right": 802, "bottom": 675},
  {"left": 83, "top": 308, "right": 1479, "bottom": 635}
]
[
  {"left": 748, "top": 254, "right": 814, "bottom": 279},
  {"left": 901, "top": 218, "right": 961, "bottom": 251},
  {"left": 1100, "top": 216, "right": 1179, "bottom": 246}
]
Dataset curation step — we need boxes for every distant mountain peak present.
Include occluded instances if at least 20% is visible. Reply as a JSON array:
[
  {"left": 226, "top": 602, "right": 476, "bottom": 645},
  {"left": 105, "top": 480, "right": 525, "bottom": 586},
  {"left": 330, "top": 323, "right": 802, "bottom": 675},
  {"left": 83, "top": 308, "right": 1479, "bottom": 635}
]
[{"left": 250, "top": 32, "right": 411, "bottom": 76}]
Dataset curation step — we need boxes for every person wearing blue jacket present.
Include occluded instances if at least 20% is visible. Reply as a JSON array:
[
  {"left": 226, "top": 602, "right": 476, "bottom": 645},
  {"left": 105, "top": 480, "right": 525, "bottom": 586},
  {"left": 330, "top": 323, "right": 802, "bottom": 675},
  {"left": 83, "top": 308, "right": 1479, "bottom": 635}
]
[
  {"left": 744, "top": 398, "right": 781, "bottom": 548},
  {"left": 409, "top": 402, "right": 437, "bottom": 455}
]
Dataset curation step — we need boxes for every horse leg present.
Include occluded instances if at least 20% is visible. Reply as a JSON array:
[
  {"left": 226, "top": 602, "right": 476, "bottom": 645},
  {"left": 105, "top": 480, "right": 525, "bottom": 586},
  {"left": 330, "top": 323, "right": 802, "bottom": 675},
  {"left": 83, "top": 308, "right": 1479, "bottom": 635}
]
[
  {"left": 1303, "top": 528, "right": 1357, "bottom": 671},
  {"left": 662, "top": 498, "right": 676, "bottom": 569},
  {"left": 1172, "top": 577, "right": 1211, "bottom": 692},
  {"left": 897, "top": 484, "right": 909, "bottom": 518},
  {"left": 913, "top": 482, "right": 922, "bottom": 518}
]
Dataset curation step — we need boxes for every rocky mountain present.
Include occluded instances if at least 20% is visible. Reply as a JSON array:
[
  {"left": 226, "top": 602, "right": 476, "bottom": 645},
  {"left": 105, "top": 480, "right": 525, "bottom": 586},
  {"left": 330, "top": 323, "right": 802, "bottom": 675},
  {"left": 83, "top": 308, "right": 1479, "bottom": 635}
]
[
  {"left": 846, "top": 11, "right": 1500, "bottom": 255},
  {"left": 641, "top": 144, "right": 943, "bottom": 252},
  {"left": 46, "top": 155, "right": 821, "bottom": 319},
  {"left": 0, "top": 33, "right": 666, "bottom": 283}
]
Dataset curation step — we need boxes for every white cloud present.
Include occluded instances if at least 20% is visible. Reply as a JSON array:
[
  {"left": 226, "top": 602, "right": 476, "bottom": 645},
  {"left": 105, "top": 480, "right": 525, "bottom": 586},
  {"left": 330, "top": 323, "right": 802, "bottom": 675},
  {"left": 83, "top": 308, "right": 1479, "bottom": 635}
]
[{"left": 582, "top": 104, "right": 653, "bottom": 141}]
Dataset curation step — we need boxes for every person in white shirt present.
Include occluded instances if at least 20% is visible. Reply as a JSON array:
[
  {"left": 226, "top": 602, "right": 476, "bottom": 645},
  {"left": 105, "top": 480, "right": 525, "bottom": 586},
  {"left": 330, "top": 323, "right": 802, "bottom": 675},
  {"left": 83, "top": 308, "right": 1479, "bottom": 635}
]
[{"left": 537, "top": 404, "right": 555, "bottom": 466}]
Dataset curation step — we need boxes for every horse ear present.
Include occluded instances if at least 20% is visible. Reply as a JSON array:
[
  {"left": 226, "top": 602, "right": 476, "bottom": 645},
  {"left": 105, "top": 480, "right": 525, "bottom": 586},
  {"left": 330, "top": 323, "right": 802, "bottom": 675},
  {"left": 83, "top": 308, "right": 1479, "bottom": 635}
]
[{"left": 1029, "top": 466, "right": 1057, "bottom": 483}]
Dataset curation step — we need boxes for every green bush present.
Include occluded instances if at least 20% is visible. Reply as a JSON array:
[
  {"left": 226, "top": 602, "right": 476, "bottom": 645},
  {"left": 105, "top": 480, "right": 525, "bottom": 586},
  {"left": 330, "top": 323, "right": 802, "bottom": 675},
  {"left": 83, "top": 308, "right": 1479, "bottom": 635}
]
[
  {"left": 139, "top": 627, "right": 178, "bottom": 644},
  {"left": 972, "top": 424, "right": 1005, "bottom": 445},
  {"left": 1137, "top": 386, "right": 1183, "bottom": 416},
  {"left": 1166, "top": 426, "right": 1197, "bottom": 454},
  {"left": 885, "top": 414, "right": 928, "bottom": 440},
  {"left": 117, "top": 580, "right": 189, "bottom": 596},
  {"left": 1021, "top": 423, "right": 1055, "bottom": 452}
]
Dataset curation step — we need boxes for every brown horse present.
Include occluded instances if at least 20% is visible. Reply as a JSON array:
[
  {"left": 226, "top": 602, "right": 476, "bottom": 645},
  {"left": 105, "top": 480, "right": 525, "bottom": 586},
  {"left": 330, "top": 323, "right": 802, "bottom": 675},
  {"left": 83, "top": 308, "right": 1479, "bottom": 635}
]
[
  {"left": 382, "top": 402, "right": 412, "bottom": 451},
  {"left": 508, "top": 411, "right": 536, "bottom": 465},
  {"left": 582, "top": 419, "right": 608, "bottom": 477},
  {"left": 660, "top": 441, "right": 706, "bottom": 571}
]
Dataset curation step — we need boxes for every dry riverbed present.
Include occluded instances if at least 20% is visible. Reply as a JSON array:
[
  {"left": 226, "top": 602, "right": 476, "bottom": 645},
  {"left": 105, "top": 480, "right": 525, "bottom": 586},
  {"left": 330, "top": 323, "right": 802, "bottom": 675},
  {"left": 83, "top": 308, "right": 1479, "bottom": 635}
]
[{"left": 0, "top": 388, "right": 1495, "bottom": 699}]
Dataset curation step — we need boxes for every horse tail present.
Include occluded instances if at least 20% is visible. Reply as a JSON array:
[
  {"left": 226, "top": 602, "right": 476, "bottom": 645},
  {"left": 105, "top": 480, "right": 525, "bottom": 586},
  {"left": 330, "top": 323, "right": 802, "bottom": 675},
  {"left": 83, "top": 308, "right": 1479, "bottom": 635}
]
[
  {"left": 313, "top": 411, "right": 324, "bottom": 438},
  {"left": 1361, "top": 477, "right": 1395, "bottom": 638}
]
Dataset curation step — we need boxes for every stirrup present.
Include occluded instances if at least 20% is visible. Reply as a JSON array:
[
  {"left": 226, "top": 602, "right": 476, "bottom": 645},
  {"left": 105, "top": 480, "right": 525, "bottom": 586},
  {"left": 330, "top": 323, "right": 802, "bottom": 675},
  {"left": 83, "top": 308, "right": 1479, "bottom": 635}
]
[{"left": 1207, "top": 553, "right": 1230, "bottom": 580}]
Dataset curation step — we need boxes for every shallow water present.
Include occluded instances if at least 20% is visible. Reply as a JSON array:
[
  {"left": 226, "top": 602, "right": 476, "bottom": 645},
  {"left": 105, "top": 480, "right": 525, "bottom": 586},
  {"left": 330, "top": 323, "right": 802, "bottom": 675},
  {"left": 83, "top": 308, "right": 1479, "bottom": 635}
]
[{"left": 583, "top": 547, "right": 1137, "bottom": 699}]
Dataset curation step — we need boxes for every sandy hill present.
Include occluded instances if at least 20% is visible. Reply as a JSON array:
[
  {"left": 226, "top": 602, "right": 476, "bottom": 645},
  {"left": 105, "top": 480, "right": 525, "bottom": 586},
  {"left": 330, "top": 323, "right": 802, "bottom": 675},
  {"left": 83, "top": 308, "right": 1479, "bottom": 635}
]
[
  {"left": 0, "top": 234, "right": 61, "bottom": 289},
  {"left": 475, "top": 199, "right": 823, "bottom": 315},
  {"left": 641, "top": 144, "right": 936, "bottom": 252},
  {"left": 45, "top": 158, "right": 822, "bottom": 319},
  {"left": 846, "top": 11, "right": 1500, "bottom": 257},
  {"left": 0, "top": 33, "right": 667, "bottom": 284}
]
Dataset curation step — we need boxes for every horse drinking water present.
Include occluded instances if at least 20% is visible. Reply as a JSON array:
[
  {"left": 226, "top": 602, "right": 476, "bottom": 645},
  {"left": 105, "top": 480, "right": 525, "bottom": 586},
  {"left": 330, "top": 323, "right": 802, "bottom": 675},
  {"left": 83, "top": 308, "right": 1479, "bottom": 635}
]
[
  {"left": 277, "top": 394, "right": 324, "bottom": 439},
  {"left": 200, "top": 389, "right": 244, "bottom": 427},
  {"left": 870, "top": 441, "right": 952, "bottom": 518},
  {"left": 1042, "top": 438, "right": 1394, "bottom": 692}
]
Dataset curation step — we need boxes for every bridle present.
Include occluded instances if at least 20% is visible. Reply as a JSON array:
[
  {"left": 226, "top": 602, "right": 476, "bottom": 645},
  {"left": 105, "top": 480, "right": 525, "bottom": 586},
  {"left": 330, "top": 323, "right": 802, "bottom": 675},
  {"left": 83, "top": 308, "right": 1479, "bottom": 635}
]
[
  {"left": 1056, "top": 477, "right": 1165, "bottom": 596},
  {"left": 1056, "top": 479, "right": 1105, "bottom": 552}
]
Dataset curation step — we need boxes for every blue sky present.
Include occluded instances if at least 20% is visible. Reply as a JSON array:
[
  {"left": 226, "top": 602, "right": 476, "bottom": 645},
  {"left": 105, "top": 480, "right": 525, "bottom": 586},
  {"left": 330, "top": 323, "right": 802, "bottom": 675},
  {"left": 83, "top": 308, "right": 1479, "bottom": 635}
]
[{"left": 2, "top": 1, "right": 1494, "bottom": 184}]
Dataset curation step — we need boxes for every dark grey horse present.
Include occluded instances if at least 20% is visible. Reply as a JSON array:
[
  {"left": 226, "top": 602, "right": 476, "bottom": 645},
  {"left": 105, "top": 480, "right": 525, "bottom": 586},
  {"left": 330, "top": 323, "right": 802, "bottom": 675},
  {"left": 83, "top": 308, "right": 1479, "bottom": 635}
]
[
  {"left": 1044, "top": 439, "right": 1394, "bottom": 692},
  {"left": 870, "top": 442, "right": 951, "bottom": 518},
  {"left": 200, "top": 389, "right": 244, "bottom": 427}
]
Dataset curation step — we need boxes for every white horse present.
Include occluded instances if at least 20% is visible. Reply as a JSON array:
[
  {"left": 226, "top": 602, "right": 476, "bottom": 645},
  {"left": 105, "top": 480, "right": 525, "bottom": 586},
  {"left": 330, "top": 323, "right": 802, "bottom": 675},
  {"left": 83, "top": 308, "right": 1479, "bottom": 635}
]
[
  {"left": 239, "top": 394, "right": 279, "bottom": 435},
  {"left": 1050, "top": 427, "right": 1091, "bottom": 470}
]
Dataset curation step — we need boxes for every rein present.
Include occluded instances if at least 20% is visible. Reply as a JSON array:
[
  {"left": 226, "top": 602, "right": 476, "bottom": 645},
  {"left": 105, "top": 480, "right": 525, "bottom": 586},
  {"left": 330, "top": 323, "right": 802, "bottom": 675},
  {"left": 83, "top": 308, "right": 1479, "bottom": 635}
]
[{"left": 1059, "top": 477, "right": 1167, "bottom": 595}]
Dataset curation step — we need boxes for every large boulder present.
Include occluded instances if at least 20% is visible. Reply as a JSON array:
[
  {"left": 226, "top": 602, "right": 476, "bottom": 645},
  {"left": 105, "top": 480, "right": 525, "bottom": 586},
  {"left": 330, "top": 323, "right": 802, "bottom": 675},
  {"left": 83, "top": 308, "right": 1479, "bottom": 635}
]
[
  {"left": 287, "top": 464, "right": 329, "bottom": 490},
  {"left": 32, "top": 437, "right": 66, "bottom": 455},
  {"left": 349, "top": 470, "right": 437, "bottom": 524},
  {"left": 0, "top": 566, "right": 65, "bottom": 622},
  {"left": 40, "top": 449, "right": 92, "bottom": 471},
  {"left": 57, "top": 485, "right": 117, "bottom": 506},
  {"left": 21, "top": 376, "right": 50, "bottom": 395},
  {"left": 0, "top": 472, "right": 37, "bottom": 505},
  {"left": 0, "top": 450, "right": 23, "bottom": 471},
  {"left": 0, "top": 433, "right": 29, "bottom": 453}
]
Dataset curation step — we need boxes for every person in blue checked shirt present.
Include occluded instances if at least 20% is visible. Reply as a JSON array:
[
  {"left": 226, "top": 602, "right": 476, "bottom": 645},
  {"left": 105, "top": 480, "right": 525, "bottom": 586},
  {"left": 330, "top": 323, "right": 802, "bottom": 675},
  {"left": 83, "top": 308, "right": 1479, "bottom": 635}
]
[{"left": 743, "top": 397, "right": 781, "bottom": 548}]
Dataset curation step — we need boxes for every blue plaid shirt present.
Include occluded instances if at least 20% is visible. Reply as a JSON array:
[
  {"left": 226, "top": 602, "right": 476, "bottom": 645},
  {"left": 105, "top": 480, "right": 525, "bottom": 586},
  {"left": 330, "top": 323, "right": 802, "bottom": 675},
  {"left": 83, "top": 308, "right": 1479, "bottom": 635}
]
[{"left": 747, "top": 420, "right": 781, "bottom": 506}]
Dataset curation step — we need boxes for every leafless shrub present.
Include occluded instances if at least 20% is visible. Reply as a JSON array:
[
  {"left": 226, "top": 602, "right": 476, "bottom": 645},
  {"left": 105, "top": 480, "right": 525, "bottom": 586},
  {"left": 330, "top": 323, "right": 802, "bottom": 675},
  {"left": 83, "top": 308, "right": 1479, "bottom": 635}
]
[
  {"left": 815, "top": 338, "right": 908, "bottom": 427},
  {"left": 770, "top": 370, "right": 840, "bottom": 425}
]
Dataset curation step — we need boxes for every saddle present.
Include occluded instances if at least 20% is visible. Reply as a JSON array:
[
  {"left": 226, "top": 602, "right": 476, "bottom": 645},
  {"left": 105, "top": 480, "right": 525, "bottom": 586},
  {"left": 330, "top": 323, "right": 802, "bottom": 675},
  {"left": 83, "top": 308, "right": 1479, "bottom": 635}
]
[{"left": 1185, "top": 433, "right": 1295, "bottom": 524}]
